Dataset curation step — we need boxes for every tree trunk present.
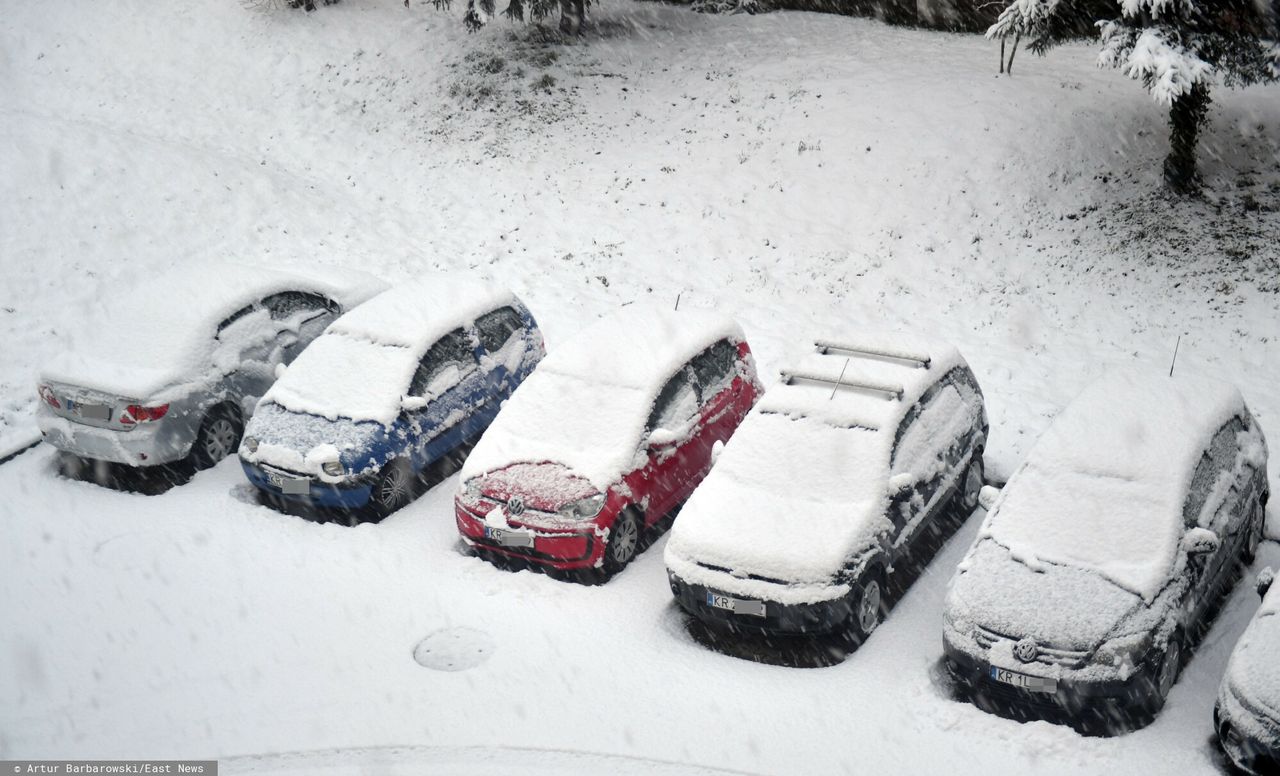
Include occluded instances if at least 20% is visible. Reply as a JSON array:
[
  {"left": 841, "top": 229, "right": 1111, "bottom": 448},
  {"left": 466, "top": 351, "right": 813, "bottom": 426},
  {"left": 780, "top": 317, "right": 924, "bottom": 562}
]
[
  {"left": 1164, "top": 82, "right": 1211, "bottom": 194},
  {"left": 559, "top": 0, "right": 585, "bottom": 34}
]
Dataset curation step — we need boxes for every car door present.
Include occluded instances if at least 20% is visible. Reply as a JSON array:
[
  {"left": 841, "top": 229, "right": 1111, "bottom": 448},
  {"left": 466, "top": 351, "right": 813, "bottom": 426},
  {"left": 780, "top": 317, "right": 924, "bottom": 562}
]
[
  {"left": 888, "top": 378, "right": 968, "bottom": 550},
  {"left": 686, "top": 339, "right": 743, "bottom": 474},
  {"left": 474, "top": 305, "right": 528, "bottom": 406},
  {"left": 213, "top": 302, "right": 278, "bottom": 405},
  {"left": 1182, "top": 417, "right": 1248, "bottom": 626},
  {"left": 405, "top": 328, "right": 486, "bottom": 472},
  {"left": 261, "top": 291, "right": 341, "bottom": 363},
  {"left": 637, "top": 366, "right": 703, "bottom": 524}
]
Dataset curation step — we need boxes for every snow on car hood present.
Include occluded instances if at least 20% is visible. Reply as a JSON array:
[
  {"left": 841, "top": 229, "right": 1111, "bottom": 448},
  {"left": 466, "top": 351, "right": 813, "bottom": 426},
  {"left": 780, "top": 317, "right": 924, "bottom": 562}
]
[
  {"left": 980, "top": 368, "right": 1245, "bottom": 603},
  {"left": 262, "top": 332, "right": 420, "bottom": 426},
  {"left": 40, "top": 261, "right": 386, "bottom": 399},
  {"left": 666, "top": 413, "right": 891, "bottom": 586},
  {"left": 1224, "top": 584, "right": 1280, "bottom": 726},
  {"left": 946, "top": 539, "right": 1143, "bottom": 652},
  {"left": 241, "top": 401, "right": 384, "bottom": 476}
]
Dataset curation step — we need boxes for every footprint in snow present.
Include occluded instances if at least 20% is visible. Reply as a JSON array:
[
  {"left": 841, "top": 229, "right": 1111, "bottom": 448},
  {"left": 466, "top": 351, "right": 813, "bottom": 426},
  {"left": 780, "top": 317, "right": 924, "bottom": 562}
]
[{"left": 412, "top": 627, "right": 495, "bottom": 672}]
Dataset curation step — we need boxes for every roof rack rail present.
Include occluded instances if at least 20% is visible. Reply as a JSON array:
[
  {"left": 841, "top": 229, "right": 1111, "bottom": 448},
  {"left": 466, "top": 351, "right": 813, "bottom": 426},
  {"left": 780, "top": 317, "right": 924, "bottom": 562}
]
[
  {"left": 814, "top": 339, "right": 931, "bottom": 368},
  {"left": 779, "top": 369, "right": 904, "bottom": 400}
]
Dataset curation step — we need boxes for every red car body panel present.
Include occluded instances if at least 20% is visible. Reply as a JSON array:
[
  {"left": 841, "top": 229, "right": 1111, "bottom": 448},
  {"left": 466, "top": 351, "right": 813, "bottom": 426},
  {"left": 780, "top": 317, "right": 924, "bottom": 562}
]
[{"left": 455, "top": 342, "right": 761, "bottom": 571}]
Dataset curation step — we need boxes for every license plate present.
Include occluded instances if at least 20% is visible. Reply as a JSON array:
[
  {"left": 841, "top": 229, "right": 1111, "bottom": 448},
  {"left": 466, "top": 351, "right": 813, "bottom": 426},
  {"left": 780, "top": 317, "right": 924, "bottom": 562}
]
[
  {"left": 990, "top": 666, "right": 1057, "bottom": 694},
  {"left": 485, "top": 526, "right": 534, "bottom": 548},
  {"left": 706, "top": 592, "right": 766, "bottom": 617},
  {"left": 269, "top": 473, "right": 311, "bottom": 495},
  {"left": 68, "top": 401, "right": 110, "bottom": 420}
]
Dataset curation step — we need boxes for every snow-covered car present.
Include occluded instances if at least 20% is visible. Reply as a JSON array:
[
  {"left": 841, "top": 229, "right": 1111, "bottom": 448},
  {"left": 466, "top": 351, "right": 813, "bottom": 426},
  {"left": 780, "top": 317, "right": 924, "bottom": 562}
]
[
  {"left": 665, "top": 335, "right": 987, "bottom": 640},
  {"left": 239, "top": 276, "right": 544, "bottom": 519},
  {"left": 1215, "top": 569, "right": 1280, "bottom": 775},
  {"left": 454, "top": 305, "right": 761, "bottom": 579},
  {"left": 37, "top": 262, "right": 386, "bottom": 471},
  {"left": 943, "top": 370, "right": 1269, "bottom": 732}
]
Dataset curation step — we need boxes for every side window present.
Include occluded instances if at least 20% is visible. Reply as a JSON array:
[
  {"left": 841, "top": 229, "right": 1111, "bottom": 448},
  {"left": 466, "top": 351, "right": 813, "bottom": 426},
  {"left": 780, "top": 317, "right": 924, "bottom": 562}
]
[
  {"left": 216, "top": 304, "right": 256, "bottom": 336},
  {"left": 891, "top": 382, "right": 966, "bottom": 476},
  {"left": 261, "top": 291, "right": 338, "bottom": 321},
  {"left": 647, "top": 367, "right": 702, "bottom": 432},
  {"left": 1182, "top": 417, "right": 1246, "bottom": 527},
  {"left": 475, "top": 307, "right": 525, "bottom": 353},
  {"left": 409, "top": 329, "right": 477, "bottom": 397},
  {"left": 690, "top": 340, "right": 738, "bottom": 396}
]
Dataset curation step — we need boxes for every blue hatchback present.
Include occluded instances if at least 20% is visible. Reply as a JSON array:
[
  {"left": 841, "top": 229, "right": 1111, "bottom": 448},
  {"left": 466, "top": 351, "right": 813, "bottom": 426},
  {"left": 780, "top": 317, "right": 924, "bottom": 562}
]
[{"left": 238, "top": 275, "right": 544, "bottom": 520}]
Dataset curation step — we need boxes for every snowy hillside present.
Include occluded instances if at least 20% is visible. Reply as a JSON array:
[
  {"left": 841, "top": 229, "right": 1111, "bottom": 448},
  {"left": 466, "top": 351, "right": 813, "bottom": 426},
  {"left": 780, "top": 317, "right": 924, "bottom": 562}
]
[{"left": 2, "top": 0, "right": 1278, "bottom": 773}]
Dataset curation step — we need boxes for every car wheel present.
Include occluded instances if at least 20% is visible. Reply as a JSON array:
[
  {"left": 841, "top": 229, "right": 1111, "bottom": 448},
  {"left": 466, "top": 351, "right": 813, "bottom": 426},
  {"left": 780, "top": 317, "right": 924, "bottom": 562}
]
[
  {"left": 850, "top": 568, "right": 887, "bottom": 641},
  {"left": 370, "top": 459, "right": 416, "bottom": 519},
  {"left": 192, "top": 406, "right": 243, "bottom": 470},
  {"left": 1153, "top": 632, "right": 1184, "bottom": 709},
  {"left": 957, "top": 456, "right": 984, "bottom": 516},
  {"left": 1243, "top": 499, "right": 1265, "bottom": 563},
  {"left": 602, "top": 508, "right": 641, "bottom": 576}
]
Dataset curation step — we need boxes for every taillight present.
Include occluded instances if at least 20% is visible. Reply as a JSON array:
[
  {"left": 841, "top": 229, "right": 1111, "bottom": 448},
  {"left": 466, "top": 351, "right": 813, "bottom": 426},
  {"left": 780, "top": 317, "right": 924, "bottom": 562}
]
[
  {"left": 38, "top": 385, "right": 61, "bottom": 409},
  {"left": 120, "top": 404, "right": 170, "bottom": 425}
]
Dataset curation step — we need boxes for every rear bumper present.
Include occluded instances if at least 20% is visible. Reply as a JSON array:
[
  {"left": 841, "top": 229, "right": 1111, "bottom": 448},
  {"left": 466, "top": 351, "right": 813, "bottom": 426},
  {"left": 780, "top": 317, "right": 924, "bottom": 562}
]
[
  {"left": 455, "top": 502, "right": 601, "bottom": 570},
  {"left": 38, "top": 411, "right": 190, "bottom": 466},
  {"left": 1216, "top": 690, "right": 1280, "bottom": 775},
  {"left": 668, "top": 572, "right": 851, "bottom": 636},
  {"left": 241, "top": 460, "right": 374, "bottom": 510},
  {"left": 943, "top": 638, "right": 1160, "bottom": 724}
]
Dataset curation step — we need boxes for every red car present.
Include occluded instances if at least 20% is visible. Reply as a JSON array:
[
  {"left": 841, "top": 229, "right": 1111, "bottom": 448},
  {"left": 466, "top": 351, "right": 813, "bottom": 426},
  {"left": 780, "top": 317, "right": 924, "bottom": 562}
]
[{"left": 455, "top": 305, "right": 761, "bottom": 579}]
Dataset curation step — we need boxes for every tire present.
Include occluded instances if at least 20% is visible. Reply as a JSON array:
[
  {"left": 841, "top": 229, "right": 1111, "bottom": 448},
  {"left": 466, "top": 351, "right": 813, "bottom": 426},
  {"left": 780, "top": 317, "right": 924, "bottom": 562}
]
[
  {"left": 1151, "top": 631, "right": 1184, "bottom": 713},
  {"left": 602, "top": 508, "right": 642, "bottom": 576},
  {"left": 849, "top": 567, "right": 887, "bottom": 641},
  {"left": 956, "top": 456, "right": 984, "bottom": 517},
  {"left": 369, "top": 458, "right": 416, "bottom": 520},
  {"left": 1243, "top": 498, "right": 1265, "bottom": 563},
  {"left": 192, "top": 405, "right": 243, "bottom": 470}
]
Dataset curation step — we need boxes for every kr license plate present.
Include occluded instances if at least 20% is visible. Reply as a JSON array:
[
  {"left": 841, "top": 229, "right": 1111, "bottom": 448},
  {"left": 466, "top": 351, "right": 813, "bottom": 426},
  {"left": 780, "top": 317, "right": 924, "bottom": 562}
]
[
  {"left": 485, "top": 526, "right": 534, "bottom": 548},
  {"left": 269, "top": 473, "right": 311, "bottom": 495},
  {"left": 990, "top": 666, "right": 1057, "bottom": 694},
  {"left": 68, "top": 401, "right": 110, "bottom": 420},
  {"left": 706, "top": 592, "right": 766, "bottom": 617}
]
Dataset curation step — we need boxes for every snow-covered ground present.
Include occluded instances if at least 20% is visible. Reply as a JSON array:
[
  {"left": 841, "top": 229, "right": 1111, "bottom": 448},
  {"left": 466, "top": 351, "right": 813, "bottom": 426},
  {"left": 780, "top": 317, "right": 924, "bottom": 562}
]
[{"left": 2, "top": 0, "right": 1279, "bottom": 773}]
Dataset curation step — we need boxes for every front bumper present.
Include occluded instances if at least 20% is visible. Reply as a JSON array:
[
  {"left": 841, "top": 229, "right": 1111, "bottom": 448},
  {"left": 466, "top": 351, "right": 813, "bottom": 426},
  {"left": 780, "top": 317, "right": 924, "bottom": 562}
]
[
  {"left": 1216, "top": 689, "right": 1280, "bottom": 775},
  {"left": 38, "top": 412, "right": 190, "bottom": 466},
  {"left": 241, "top": 460, "right": 373, "bottom": 510},
  {"left": 455, "top": 502, "right": 600, "bottom": 570},
  {"left": 668, "top": 572, "right": 852, "bottom": 636},
  {"left": 943, "top": 636, "right": 1161, "bottom": 726}
]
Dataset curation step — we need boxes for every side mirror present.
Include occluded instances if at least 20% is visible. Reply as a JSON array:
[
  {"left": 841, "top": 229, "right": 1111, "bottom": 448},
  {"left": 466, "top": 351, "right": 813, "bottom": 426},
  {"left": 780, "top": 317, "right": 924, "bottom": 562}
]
[
  {"left": 978, "top": 485, "right": 1001, "bottom": 511},
  {"left": 889, "top": 473, "right": 915, "bottom": 497},
  {"left": 274, "top": 362, "right": 288, "bottom": 380},
  {"left": 647, "top": 428, "right": 680, "bottom": 449},
  {"left": 1182, "top": 527, "right": 1220, "bottom": 556},
  {"left": 401, "top": 395, "right": 429, "bottom": 412},
  {"left": 1258, "top": 568, "right": 1275, "bottom": 599},
  {"left": 710, "top": 439, "right": 725, "bottom": 465}
]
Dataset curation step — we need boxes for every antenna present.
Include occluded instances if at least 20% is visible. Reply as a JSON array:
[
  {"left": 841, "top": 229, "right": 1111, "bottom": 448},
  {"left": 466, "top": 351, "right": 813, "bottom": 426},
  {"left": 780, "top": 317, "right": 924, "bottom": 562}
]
[
  {"left": 674, "top": 292, "right": 681, "bottom": 311},
  {"left": 1169, "top": 335, "right": 1181, "bottom": 377},
  {"left": 830, "top": 357, "right": 850, "bottom": 400}
]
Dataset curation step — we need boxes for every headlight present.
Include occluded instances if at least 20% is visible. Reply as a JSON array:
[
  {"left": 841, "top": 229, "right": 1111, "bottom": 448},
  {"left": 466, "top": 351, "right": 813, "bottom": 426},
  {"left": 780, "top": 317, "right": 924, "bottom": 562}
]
[
  {"left": 321, "top": 460, "right": 344, "bottom": 477},
  {"left": 464, "top": 478, "right": 482, "bottom": 499},
  {"left": 1094, "top": 632, "right": 1152, "bottom": 668},
  {"left": 558, "top": 493, "right": 606, "bottom": 521},
  {"left": 243, "top": 436, "right": 259, "bottom": 454}
]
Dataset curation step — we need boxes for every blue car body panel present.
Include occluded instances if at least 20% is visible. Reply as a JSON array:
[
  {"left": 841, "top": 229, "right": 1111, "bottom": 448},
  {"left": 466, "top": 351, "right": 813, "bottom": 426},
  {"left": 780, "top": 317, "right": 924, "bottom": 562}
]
[{"left": 242, "top": 307, "right": 542, "bottom": 510}]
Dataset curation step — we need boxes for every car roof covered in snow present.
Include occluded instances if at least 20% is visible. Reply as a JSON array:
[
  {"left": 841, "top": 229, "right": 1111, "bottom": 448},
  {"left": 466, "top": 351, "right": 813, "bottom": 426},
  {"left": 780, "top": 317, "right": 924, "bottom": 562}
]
[
  {"left": 261, "top": 275, "right": 520, "bottom": 425},
  {"left": 666, "top": 333, "right": 976, "bottom": 587},
  {"left": 460, "top": 304, "right": 746, "bottom": 490},
  {"left": 981, "top": 369, "right": 1250, "bottom": 603},
  {"left": 40, "top": 261, "right": 387, "bottom": 399}
]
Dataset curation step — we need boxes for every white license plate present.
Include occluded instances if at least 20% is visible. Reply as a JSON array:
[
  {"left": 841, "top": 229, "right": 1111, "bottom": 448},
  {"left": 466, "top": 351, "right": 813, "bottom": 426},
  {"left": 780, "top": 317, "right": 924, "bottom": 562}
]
[
  {"left": 990, "top": 666, "right": 1057, "bottom": 694},
  {"left": 269, "top": 473, "right": 311, "bottom": 495},
  {"left": 706, "top": 592, "right": 766, "bottom": 617},
  {"left": 485, "top": 526, "right": 534, "bottom": 548},
  {"left": 69, "top": 401, "right": 111, "bottom": 420}
]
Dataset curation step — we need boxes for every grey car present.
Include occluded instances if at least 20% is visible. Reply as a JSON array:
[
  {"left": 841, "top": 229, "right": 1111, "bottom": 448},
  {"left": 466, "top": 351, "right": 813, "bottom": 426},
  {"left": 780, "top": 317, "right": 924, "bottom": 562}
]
[{"left": 37, "top": 262, "right": 386, "bottom": 472}]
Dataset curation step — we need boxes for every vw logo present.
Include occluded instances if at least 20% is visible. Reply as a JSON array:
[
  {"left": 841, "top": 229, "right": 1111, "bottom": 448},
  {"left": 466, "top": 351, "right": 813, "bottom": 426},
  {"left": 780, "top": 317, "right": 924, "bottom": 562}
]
[
  {"left": 507, "top": 496, "right": 525, "bottom": 516},
  {"left": 1013, "top": 638, "right": 1039, "bottom": 663}
]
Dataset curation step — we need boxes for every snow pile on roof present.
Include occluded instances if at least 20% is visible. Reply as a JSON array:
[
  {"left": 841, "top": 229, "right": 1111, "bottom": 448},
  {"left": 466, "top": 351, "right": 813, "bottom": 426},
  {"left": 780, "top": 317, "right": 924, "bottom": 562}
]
[
  {"left": 666, "top": 333, "right": 967, "bottom": 593},
  {"left": 461, "top": 305, "right": 743, "bottom": 490},
  {"left": 326, "top": 274, "right": 514, "bottom": 352},
  {"left": 261, "top": 274, "right": 514, "bottom": 425},
  {"left": 40, "top": 261, "right": 386, "bottom": 399},
  {"left": 981, "top": 369, "right": 1245, "bottom": 602}
]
